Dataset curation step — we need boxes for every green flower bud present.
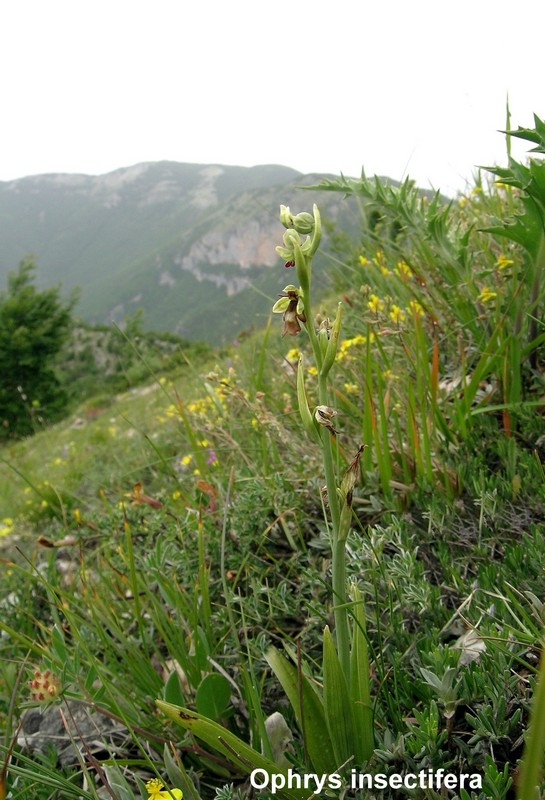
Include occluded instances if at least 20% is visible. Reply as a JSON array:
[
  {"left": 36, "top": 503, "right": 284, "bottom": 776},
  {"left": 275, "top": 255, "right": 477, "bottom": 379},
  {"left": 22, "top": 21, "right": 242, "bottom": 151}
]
[
  {"left": 318, "top": 324, "right": 329, "bottom": 359},
  {"left": 320, "top": 303, "right": 343, "bottom": 377},
  {"left": 291, "top": 211, "right": 315, "bottom": 234},
  {"left": 279, "top": 205, "right": 316, "bottom": 234},
  {"left": 283, "top": 229, "right": 302, "bottom": 248},
  {"left": 297, "top": 357, "right": 320, "bottom": 444},
  {"left": 279, "top": 205, "right": 295, "bottom": 229},
  {"left": 337, "top": 444, "right": 365, "bottom": 542}
]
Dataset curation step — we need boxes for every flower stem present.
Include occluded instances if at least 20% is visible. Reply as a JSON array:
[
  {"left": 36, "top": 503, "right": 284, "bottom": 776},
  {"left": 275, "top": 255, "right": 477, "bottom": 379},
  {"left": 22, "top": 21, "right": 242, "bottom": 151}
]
[{"left": 318, "top": 372, "right": 349, "bottom": 677}]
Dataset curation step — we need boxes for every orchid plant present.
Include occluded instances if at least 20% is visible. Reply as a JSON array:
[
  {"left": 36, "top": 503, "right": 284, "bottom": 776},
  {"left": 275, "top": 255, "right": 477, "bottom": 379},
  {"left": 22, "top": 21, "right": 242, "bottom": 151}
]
[{"left": 157, "top": 204, "right": 374, "bottom": 795}]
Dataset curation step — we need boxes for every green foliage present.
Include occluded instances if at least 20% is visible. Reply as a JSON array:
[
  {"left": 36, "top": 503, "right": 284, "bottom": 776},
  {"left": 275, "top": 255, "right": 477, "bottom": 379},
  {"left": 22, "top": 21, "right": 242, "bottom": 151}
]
[
  {"left": 55, "top": 316, "right": 212, "bottom": 407},
  {"left": 0, "top": 258, "right": 75, "bottom": 438}
]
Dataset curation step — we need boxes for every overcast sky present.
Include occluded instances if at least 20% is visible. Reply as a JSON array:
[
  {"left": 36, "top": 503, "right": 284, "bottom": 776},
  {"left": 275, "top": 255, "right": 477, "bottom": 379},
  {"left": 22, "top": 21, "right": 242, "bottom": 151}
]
[{"left": 1, "top": 0, "right": 543, "bottom": 195}]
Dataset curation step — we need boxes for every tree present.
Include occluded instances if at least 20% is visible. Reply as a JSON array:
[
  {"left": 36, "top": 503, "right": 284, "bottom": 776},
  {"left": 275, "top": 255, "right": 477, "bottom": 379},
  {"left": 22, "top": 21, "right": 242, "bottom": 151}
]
[{"left": 0, "top": 259, "right": 76, "bottom": 438}]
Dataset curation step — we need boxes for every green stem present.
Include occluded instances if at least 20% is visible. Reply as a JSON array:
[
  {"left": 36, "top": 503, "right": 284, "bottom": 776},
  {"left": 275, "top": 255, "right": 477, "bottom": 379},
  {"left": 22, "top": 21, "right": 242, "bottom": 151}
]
[
  {"left": 517, "top": 645, "right": 545, "bottom": 799},
  {"left": 295, "top": 215, "right": 350, "bottom": 678},
  {"left": 318, "top": 371, "right": 349, "bottom": 677}
]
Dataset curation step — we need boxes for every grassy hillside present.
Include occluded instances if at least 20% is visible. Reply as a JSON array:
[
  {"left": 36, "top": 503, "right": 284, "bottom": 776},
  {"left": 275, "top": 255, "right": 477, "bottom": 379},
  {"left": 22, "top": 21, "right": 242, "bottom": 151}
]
[{"left": 1, "top": 124, "right": 545, "bottom": 800}]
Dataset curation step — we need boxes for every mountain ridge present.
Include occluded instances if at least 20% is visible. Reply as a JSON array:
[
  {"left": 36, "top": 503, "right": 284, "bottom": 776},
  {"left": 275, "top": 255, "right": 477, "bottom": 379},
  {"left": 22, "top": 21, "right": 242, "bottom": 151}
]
[{"left": 0, "top": 161, "right": 357, "bottom": 342}]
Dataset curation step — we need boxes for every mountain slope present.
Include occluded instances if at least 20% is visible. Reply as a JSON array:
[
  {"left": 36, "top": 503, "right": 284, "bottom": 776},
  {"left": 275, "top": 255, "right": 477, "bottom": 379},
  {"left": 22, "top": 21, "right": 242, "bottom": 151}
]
[{"left": 0, "top": 162, "right": 357, "bottom": 342}]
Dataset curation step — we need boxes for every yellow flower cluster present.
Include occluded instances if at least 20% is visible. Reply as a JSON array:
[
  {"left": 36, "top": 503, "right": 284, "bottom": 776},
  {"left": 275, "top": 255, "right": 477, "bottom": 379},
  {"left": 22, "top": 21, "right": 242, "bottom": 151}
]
[
  {"left": 367, "top": 294, "right": 385, "bottom": 314},
  {"left": 408, "top": 299, "right": 425, "bottom": 317},
  {"left": 187, "top": 397, "right": 214, "bottom": 415},
  {"left": 359, "top": 249, "right": 391, "bottom": 276},
  {"left": 337, "top": 334, "right": 368, "bottom": 361},
  {"left": 364, "top": 293, "right": 425, "bottom": 323},
  {"left": 389, "top": 304, "right": 406, "bottom": 324},
  {"left": 394, "top": 260, "right": 412, "bottom": 280},
  {"left": 372, "top": 249, "right": 390, "bottom": 276}
]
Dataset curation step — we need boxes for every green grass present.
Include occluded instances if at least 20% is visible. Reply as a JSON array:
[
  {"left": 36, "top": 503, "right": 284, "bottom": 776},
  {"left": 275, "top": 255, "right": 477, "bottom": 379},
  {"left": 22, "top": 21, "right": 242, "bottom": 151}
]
[{"left": 1, "top": 118, "right": 545, "bottom": 800}]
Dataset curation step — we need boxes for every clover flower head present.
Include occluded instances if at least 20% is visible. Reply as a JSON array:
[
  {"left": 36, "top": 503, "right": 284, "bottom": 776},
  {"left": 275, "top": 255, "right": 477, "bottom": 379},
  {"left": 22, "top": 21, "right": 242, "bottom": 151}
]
[{"left": 29, "top": 669, "right": 61, "bottom": 702}]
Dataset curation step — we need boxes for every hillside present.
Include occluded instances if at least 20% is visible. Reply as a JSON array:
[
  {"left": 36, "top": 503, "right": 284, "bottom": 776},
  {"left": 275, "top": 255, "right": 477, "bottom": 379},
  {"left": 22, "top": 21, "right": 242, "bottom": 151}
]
[{"left": 0, "top": 162, "right": 360, "bottom": 343}]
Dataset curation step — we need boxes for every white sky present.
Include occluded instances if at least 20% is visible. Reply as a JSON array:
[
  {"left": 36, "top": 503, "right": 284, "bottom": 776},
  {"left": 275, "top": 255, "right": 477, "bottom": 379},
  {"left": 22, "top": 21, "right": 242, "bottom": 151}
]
[{"left": 1, "top": 0, "right": 543, "bottom": 195}]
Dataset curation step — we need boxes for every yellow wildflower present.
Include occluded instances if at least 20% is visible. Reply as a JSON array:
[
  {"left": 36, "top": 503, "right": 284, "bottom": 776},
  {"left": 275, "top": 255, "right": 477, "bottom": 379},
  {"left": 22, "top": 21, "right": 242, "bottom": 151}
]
[
  {"left": 338, "top": 335, "right": 366, "bottom": 361},
  {"left": 367, "top": 294, "right": 384, "bottom": 314},
  {"left": 371, "top": 250, "right": 391, "bottom": 276},
  {"left": 145, "top": 778, "right": 183, "bottom": 799},
  {"left": 394, "top": 261, "right": 412, "bottom": 280},
  {"left": 495, "top": 254, "right": 513, "bottom": 270},
  {"left": 307, "top": 366, "right": 318, "bottom": 376},
  {"left": 407, "top": 299, "right": 425, "bottom": 317},
  {"left": 478, "top": 287, "right": 497, "bottom": 304},
  {"left": 358, "top": 255, "right": 369, "bottom": 266},
  {"left": 389, "top": 304, "right": 406, "bottom": 324}
]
